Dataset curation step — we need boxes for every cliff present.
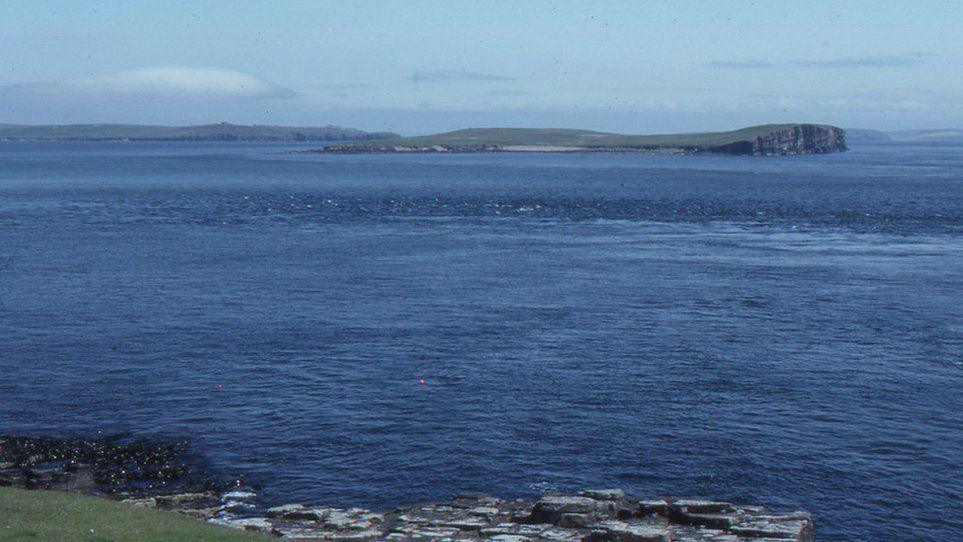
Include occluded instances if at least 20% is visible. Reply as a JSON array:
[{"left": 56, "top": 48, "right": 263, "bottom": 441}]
[
  {"left": 717, "top": 124, "right": 848, "bottom": 156},
  {"left": 306, "top": 124, "right": 847, "bottom": 156},
  {"left": 755, "top": 124, "right": 846, "bottom": 155}
]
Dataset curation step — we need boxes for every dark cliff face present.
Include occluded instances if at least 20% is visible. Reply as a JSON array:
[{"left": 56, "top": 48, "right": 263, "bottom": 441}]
[{"left": 748, "top": 124, "right": 847, "bottom": 156}]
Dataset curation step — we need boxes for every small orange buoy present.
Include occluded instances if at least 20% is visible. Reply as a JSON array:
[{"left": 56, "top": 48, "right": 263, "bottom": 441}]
[{"left": 419, "top": 379, "right": 425, "bottom": 385}]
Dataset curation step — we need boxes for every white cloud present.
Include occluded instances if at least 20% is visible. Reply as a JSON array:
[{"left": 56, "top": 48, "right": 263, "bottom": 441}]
[
  {"left": 0, "top": 66, "right": 298, "bottom": 124},
  {"left": 1, "top": 66, "right": 294, "bottom": 101},
  {"left": 74, "top": 66, "right": 294, "bottom": 98}
]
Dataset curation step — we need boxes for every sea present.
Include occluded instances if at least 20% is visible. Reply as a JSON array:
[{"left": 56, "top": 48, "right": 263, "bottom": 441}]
[{"left": 1, "top": 141, "right": 961, "bottom": 541}]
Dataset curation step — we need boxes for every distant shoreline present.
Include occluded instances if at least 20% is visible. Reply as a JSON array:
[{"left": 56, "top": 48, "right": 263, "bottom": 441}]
[
  {"left": 292, "top": 144, "right": 700, "bottom": 155},
  {"left": 0, "top": 123, "right": 398, "bottom": 142}
]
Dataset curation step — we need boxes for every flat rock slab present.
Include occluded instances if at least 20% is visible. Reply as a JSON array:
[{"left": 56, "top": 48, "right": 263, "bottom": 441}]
[
  {"left": 590, "top": 520, "right": 670, "bottom": 542},
  {"left": 580, "top": 489, "right": 626, "bottom": 501}
]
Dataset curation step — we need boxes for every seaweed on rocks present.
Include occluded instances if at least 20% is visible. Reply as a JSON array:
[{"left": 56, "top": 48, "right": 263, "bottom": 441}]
[{"left": 0, "top": 433, "right": 231, "bottom": 496}]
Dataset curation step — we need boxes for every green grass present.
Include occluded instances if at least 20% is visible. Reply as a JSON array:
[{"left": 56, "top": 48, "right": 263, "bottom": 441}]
[
  {"left": 332, "top": 124, "right": 821, "bottom": 149},
  {"left": 0, "top": 488, "right": 270, "bottom": 542}
]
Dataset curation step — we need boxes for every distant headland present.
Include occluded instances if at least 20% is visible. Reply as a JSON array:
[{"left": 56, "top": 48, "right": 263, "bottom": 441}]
[
  {"left": 304, "top": 124, "right": 847, "bottom": 156},
  {"left": 0, "top": 122, "right": 398, "bottom": 142}
]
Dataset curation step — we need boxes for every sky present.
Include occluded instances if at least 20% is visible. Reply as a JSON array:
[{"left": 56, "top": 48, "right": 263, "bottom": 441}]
[{"left": 1, "top": 0, "right": 961, "bottom": 134}]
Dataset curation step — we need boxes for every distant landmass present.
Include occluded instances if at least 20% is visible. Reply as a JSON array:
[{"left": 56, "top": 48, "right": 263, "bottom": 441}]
[
  {"left": 4, "top": 122, "right": 959, "bottom": 147},
  {"left": 306, "top": 124, "right": 847, "bottom": 156},
  {"left": 843, "top": 129, "right": 892, "bottom": 142},
  {"left": 845, "top": 128, "right": 963, "bottom": 143},
  {"left": 887, "top": 129, "right": 963, "bottom": 143},
  {"left": 0, "top": 123, "right": 399, "bottom": 141}
]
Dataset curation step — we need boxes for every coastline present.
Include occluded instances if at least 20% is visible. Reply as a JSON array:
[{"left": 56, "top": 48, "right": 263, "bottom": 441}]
[
  {"left": 295, "top": 124, "right": 848, "bottom": 157},
  {"left": 1, "top": 435, "right": 814, "bottom": 541},
  {"left": 292, "top": 145, "right": 699, "bottom": 155}
]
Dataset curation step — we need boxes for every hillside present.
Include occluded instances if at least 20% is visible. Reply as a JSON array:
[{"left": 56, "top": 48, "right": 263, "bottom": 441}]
[
  {"left": 311, "top": 124, "right": 847, "bottom": 156},
  {"left": 0, "top": 123, "right": 398, "bottom": 142}
]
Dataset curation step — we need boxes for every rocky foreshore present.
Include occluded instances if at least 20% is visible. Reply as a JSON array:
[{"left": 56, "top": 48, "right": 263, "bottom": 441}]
[
  {"left": 1, "top": 435, "right": 814, "bottom": 541},
  {"left": 126, "top": 489, "right": 814, "bottom": 542}
]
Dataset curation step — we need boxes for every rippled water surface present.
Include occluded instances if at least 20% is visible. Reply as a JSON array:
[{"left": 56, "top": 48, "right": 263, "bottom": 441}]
[{"left": 1, "top": 142, "right": 961, "bottom": 541}]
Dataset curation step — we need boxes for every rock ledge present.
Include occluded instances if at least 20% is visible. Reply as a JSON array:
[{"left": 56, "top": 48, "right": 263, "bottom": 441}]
[
  {"left": 0, "top": 437, "right": 814, "bottom": 541},
  {"left": 203, "top": 491, "right": 814, "bottom": 542}
]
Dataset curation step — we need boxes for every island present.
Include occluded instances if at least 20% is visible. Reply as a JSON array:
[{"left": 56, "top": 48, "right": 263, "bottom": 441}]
[
  {"left": 0, "top": 122, "right": 398, "bottom": 142},
  {"left": 306, "top": 123, "right": 847, "bottom": 156}
]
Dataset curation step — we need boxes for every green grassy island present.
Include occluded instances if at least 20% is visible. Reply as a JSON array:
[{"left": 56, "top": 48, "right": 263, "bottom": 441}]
[{"left": 309, "top": 123, "right": 847, "bottom": 156}]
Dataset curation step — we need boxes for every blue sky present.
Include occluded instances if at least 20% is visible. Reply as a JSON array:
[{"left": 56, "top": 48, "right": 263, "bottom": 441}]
[{"left": 1, "top": 1, "right": 960, "bottom": 133}]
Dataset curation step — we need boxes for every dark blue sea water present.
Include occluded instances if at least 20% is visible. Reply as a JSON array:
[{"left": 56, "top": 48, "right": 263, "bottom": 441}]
[{"left": 1, "top": 142, "right": 961, "bottom": 541}]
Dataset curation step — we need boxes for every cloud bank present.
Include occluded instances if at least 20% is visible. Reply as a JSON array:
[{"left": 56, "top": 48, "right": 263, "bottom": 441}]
[
  {"left": 75, "top": 67, "right": 295, "bottom": 98},
  {"left": 1, "top": 66, "right": 294, "bottom": 101},
  {"left": 0, "top": 66, "right": 297, "bottom": 125},
  {"left": 0, "top": 64, "right": 957, "bottom": 131}
]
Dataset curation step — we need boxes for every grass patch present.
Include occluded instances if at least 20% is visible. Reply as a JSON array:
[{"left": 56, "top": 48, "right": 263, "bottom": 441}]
[{"left": 0, "top": 488, "right": 269, "bottom": 542}]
